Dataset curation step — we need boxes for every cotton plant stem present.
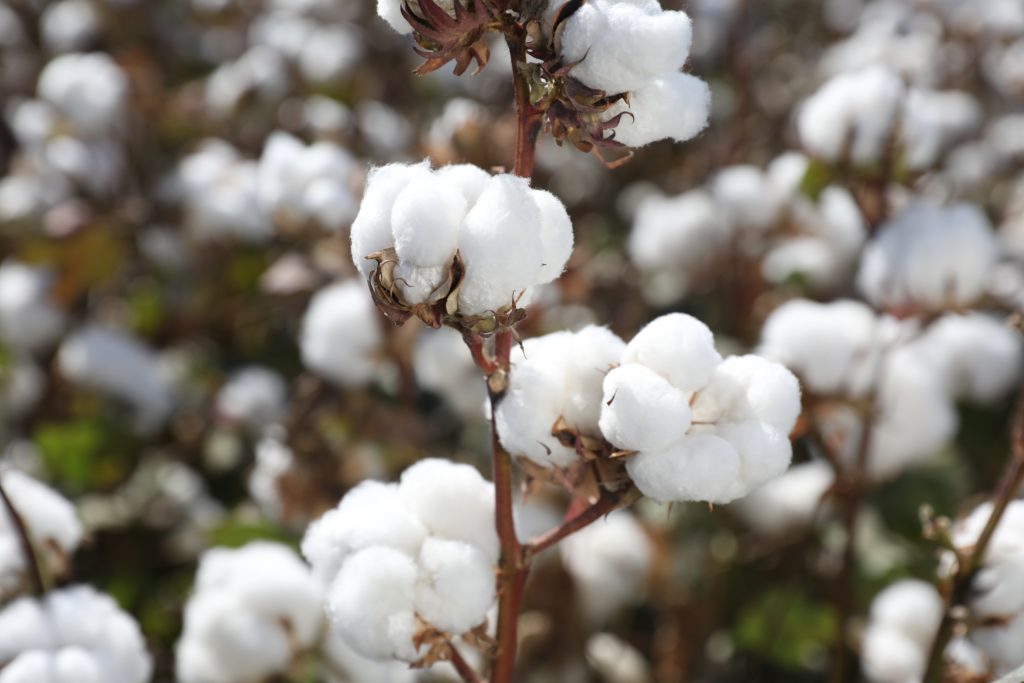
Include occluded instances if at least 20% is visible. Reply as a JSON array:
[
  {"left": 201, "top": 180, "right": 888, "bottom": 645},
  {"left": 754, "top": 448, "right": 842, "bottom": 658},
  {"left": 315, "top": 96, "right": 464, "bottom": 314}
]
[
  {"left": 449, "top": 639, "right": 486, "bottom": 683},
  {"left": 505, "top": 31, "right": 541, "bottom": 179},
  {"left": 921, "top": 392, "right": 1024, "bottom": 683},
  {"left": 523, "top": 487, "right": 630, "bottom": 559},
  {"left": 0, "top": 475, "right": 48, "bottom": 596}
]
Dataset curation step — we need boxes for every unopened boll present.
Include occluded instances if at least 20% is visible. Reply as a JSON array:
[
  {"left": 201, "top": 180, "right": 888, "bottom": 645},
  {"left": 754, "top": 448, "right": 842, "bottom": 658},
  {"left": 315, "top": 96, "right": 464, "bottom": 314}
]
[
  {"left": 0, "top": 585, "right": 152, "bottom": 683},
  {"left": 599, "top": 314, "right": 801, "bottom": 504},
  {"left": 857, "top": 200, "right": 1000, "bottom": 313},
  {"left": 302, "top": 459, "right": 497, "bottom": 662},
  {"left": 300, "top": 280, "right": 383, "bottom": 388},
  {"left": 176, "top": 542, "right": 323, "bottom": 683},
  {"left": 495, "top": 326, "right": 625, "bottom": 468},
  {"left": 350, "top": 162, "right": 573, "bottom": 317},
  {"left": 0, "top": 471, "right": 82, "bottom": 596}
]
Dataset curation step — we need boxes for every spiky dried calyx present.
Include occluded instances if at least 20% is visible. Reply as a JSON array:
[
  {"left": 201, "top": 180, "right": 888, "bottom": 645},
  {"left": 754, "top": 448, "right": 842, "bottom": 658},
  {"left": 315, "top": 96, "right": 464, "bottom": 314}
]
[
  {"left": 365, "top": 248, "right": 526, "bottom": 334},
  {"left": 402, "top": 0, "right": 495, "bottom": 75}
]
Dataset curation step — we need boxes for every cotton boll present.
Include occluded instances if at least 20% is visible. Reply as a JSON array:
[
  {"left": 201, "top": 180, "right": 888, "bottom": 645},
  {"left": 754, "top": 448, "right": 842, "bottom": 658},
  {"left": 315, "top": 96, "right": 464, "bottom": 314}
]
[
  {"left": 393, "top": 262, "right": 448, "bottom": 305},
  {"left": 0, "top": 260, "right": 66, "bottom": 354},
  {"left": 691, "top": 355, "right": 801, "bottom": 434},
  {"left": 560, "top": 512, "right": 653, "bottom": 623},
  {"left": 376, "top": 0, "right": 413, "bottom": 34},
  {"left": 857, "top": 201, "right": 1000, "bottom": 313},
  {"left": 434, "top": 164, "right": 492, "bottom": 205},
  {"left": 599, "top": 364, "right": 692, "bottom": 453},
  {"left": 530, "top": 189, "right": 574, "bottom": 284},
  {"left": 215, "top": 366, "right": 287, "bottom": 432},
  {"left": 40, "top": 0, "right": 100, "bottom": 54},
  {"left": 606, "top": 72, "right": 711, "bottom": 148},
  {"left": 900, "top": 88, "right": 982, "bottom": 171},
  {"left": 711, "top": 165, "right": 784, "bottom": 233},
  {"left": 952, "top": 501, "right": 1024, "bottom": 619},
  {"left": 327, "top": 546, "right": 420, "bottom": 661},
  {"left": 0, "top": 586, "right": 151, "bottom": 683},
  {"left": 322, "top": 628, "right": 417, "bottom": 683},
  {"left": 398, "top": 458, "right": 498, "bottom": 562},
  {"left": 898, "top": 313, "right": 1022, "bottom": 403},
  {"left": 715, "top": 421, "right": 793, "bottom": 495},
  {"left": 414, "top": 537, "right": 495, "bottom": 634},
  {"left": 559, "top": 0, "right": 693, "bottom": 95},
  {"left": 861, "top": 626, "right": 929, "bottom": 683},
  {"left": 732, "top": 460, "right": 834, "bottom": 536},
  {"left": 560, "top": 325, "right": 627, "bottom": 431},
  {"left": 585, "top": 632, "right": 652, "bottom": 683},
  {"left": 350, "top": 161, "right": 432, "bottom": 277},
  {"left": 861, "top": 579, "right": 945, "bottom": 683},
  {"left": 626, "top": 433, "right": 741, "bottom": 503},
  {"left": 37, "top": 53, "right": 128, "bottom": 137},
  {"left": 412, "top": 327, "right": 486, "bottom": 420},
  {"left": 971, "top": 612, "right": 1024, "bottom": 676},
  {"left": 457, "top": 175, "right": 546, "bottom": 315},
  {"left": 620, "top": 313, "right": 722, "bottom": 395},
  {"left": 758, "top": 299, "right": 883, "bottom": 396},
  {"left": 248, "top": 436, "right": 293, "bottom": 522},
  {"left": 391, "top": 176, "right": 466, "bottom": 267},
  {"left": 56, "top": 325, "right": 176, "bottom": 433},
  {"left": 301, "top": 481, "right": 427, "bottom": 586},
  {"left": 796, "top": 66, "right": 904, "bottom": 165},
  {"left": 299, "top": 280, "right": 383, "bottom": 388}
]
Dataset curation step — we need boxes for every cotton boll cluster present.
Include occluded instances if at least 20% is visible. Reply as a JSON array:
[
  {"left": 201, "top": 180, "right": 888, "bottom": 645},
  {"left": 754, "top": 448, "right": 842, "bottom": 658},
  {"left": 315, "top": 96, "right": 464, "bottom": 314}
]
[
  {"left": 495, "top": 326, "right": 625, "bottom": 468},
  {"left": 0, "top": 470, "right": 82, "bottom": 597},
  {"left": 301, "top": 458, "right": 497, "bottom": 662},
  {"left": 0, "top": 261, "right": 66, "bottom": 354},
  {"left": 599, "top": 314, "right": 801, "bottom": 504},
  {"left": 172, "top": 140, "right": 272, "bottom": 242},
  {"left": 214, "top": 366, "right": 287, "bottom": 433},
  {"left": 176, "top": 542, "right": 324, "bottom": 683},
  {"left": 412, "top": 327, "right": 486, "bottom": 421},
  {"left": 552, "top": 0, "right": 710, "bottom": 147},
  {"left": 731, "top": 461, "right": 834, "bottom": 537},
  {"left": 56, "top": 325, "right": 177, "bottom": 434},
  {"left": 860, "top": 579, "right": 944, "bottom": 683},
  {"left": 299, "top": 280, "right": 383, "bottom": 388},
  {"left": 560, "top": 511, "right": 653, "bottom": 623},
  {"left": 351, "top": 162, "right": 573, "bottom": 321},
  {"left": 857, "top": 200, "right": 1000, "bottom": 314},
  {"left": 257, "top": 132, "right": 360, "bottom": 231},
  {"left": 0, "top": 585, "right": 152, "bottom": 683},
  {"left": 247, "top": 9, "right": 363, "bottom": 86}
]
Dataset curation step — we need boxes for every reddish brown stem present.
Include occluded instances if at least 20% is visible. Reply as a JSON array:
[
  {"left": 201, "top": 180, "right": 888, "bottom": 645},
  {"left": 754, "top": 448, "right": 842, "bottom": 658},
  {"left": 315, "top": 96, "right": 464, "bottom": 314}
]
[
  {"left": 448, "top": 639, "right": 485, "bottom": 683},
  {"left": 0, "top": 474, "right": 47, "bottom": 596},
  {"left": 505, "top": 31, "right": 541, "bottom": 178},
  {"left": 921, "top": 391, "right": 1024, "bottom": 683},
  {"left": 523, "top": 487, "right": 629, "bottom": 559}
]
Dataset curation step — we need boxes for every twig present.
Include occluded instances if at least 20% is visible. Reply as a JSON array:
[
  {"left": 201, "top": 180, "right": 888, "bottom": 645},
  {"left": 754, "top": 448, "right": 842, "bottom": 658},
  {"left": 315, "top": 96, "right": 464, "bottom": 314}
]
[
  {"left": 921, "top": 391, "right": 1024, "bottom": 683},
  {"left": 448, "top": 639, "right": 485, "bottom": 683},
  {"left": 0, "top": 473, "right": 48, "bottom": 596},
  {"left": 505, "top": 31, "right": 541, "bottom": 179},
  {"left": 523, "top": 487, "right": 630, "bottom": 559}
]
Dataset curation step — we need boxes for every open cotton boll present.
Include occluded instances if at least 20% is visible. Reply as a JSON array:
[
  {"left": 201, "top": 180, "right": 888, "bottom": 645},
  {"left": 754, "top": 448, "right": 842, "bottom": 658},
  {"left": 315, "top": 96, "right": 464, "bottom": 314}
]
[
  {"left": 900, "top": 88, "right": 982, "bottom": 171},
  {"left": 560, "top": 511, "right": 653, "bottom": 623},
  {"left": 690, "top": 355, "right": 802, "bottom": 434},
  {"left": 605, "top": 72, "right": 711, "bottom": 148},
  {"left": 326, "top": 546, "right": 420, "bottom": 661},
  {"left": 896, "top": 313, "right": 1023, "bottom": 403},
  {"left": 620, "top": 313, "right": 722, "bottom": 395},
  {"left": 40, "top": 0, "right": 101, "bottom": 53},
  {"left": 796, "top": 66, "right": 905, "bottom": 165},
  {"left": 0, "top": 471, "right": 82, "bottom": 595},
  {"left": 952, "top": 501, "right": 1024, "bottom": 619},
  {"left": 413, "top": 327, "right": 486, "bottom": 420},
  {"left": 585, "top": 632, "right": 652, "bottom": 683},
  {"left": 758, "top": 299, "right": 886, "bottom": 396},
  {"left": 532, "top": 189, "right": 575, "bottom": 284},
  {"left": 413, "top": 537, "right": 495, "bottom": 634},
  {"left": 322, "top": 628, "right": 416, "bottom": 683},
  {"left": 301, "top": 480, "right": 427, "bottom": 586},
  {"left": 971, "top": 612, "right": 1024, "bottom": 677},
  {"left": 457, "top": 175, "right": 545, "bottom": 315},
  {"left": 598, "top": 364, "right": 692, "bottom": 453},
  {"left": 177, "top": 542, "right": 323, "bottom": 683},
  {"left": 625, "top": 432, "right": 741, "bottom": 503},
  {"left": 861, "top": 580, "right": 944, "bottom": 683},
  {"left": 434, "top": 164, "right": 492, "bottom": 206},
  {"left": 56, "top": 325, "right": 176, "bottom": 434},
  {"left": 732, "top": 460, "right": 834, "bottom": 536},
  {"left": 857, "top": 201, "right": 1000, "bottom": 313},
  {"left": 558, "top": 0, "right": 693, "bottom": 96},
  {"left": 214, "top": 366, "right": 287, "bottom": 432},
  {"left": 0, "top": 585, "right": 152, "bottom": 683},
  {"left": 496, "top": 327, "right": 624, "bottom": 468},
  {"left": 715, "top": 421, "right": 793, "bottom": 496},
  {"left": 37, "top": 52, "right": 128, "bottom": 137},
  {"left": 299, "top": 280, "right": 383, "bottom": 388},
  {"left": 710, "top": 165, "right": 785, "bottom": 233},
  {"left": 0, "top": 260, "right": 66, "bottom": 354},
  {"left": 350, "top": 161, "right": 432, "bottom": 277},
  {"left": 391, "top": 176, "right": 467, "bottom": 267},
  {"left": 397, "top": 458, "right": 498, "bottom": 563}
]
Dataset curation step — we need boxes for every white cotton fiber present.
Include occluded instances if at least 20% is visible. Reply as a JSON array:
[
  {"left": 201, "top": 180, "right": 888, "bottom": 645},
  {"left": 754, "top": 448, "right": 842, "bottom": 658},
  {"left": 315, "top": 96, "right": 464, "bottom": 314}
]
[
  {"left": 414, "top": 537, "right": 495, "bottom": 634},
  {"left": 398, "top": 458, "right": 498, "bottom": 563},
  {"left": 690, "top": 354, "right": 802, "bottom": 434},
  {"left": 531, "top": 189, "right": 575, "bottom": 284},
  {"left": 625, "top": 433, "right": 741, "bottom": 504},
  {"left": 620, "top": 313, "right": 722, "bottom": 395},
  {"left": 435, "top": 163, "right": 492, "bottom": 206},
  {"left": 299, "top": 280, "right": 383, "bottom": 388},
  {"left": 607, "top": 72, "right": 711, "bottom": 148},
  {"left": 733, "top": 460, "right": 835, "bottom": 536},
  {"left": 327, "top": 546, "right": 420, "bottom": 661},
  {"left": 0, "top": 261, "right": 66, "bottom": 354},
  {"left": 598, "top": 364, "right": 692, "bottom": 453},
  {"left": 391, "top": 176, "right": 467, "bottom": 267},
  {"left": 350, "top": 162, "right": 431, "bottom": 276},
  {"left": 716, "top": 421, "right": 793, "bottom": 494}
]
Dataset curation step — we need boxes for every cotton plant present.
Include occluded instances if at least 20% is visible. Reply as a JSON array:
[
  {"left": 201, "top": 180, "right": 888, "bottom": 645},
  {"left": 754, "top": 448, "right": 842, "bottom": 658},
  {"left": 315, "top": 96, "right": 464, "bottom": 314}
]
[
  {"left": 214, "top": 366, "right": 288, "bottom": 434},
  {"left": 299, "top": 279, "right": 384, "bottom": 389},
  {"left": 0, "top": 585, "right": 152, "bottom": 683}
]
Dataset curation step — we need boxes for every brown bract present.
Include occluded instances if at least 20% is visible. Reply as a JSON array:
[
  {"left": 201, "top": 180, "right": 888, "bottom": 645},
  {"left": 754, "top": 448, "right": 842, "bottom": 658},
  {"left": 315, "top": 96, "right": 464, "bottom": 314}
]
[{"left": 402, "top": 0, "right": 494, "bottom": 76}]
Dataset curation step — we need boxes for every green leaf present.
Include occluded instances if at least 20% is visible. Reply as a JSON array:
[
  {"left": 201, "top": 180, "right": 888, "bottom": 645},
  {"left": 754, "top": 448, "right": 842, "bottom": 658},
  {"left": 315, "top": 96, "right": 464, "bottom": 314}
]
[
  {"left": 798, "top": 158, "right": 833, "bottom": 200},
  {"left": 734, "top": 587, "right": 837, "bottom": 670}
]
